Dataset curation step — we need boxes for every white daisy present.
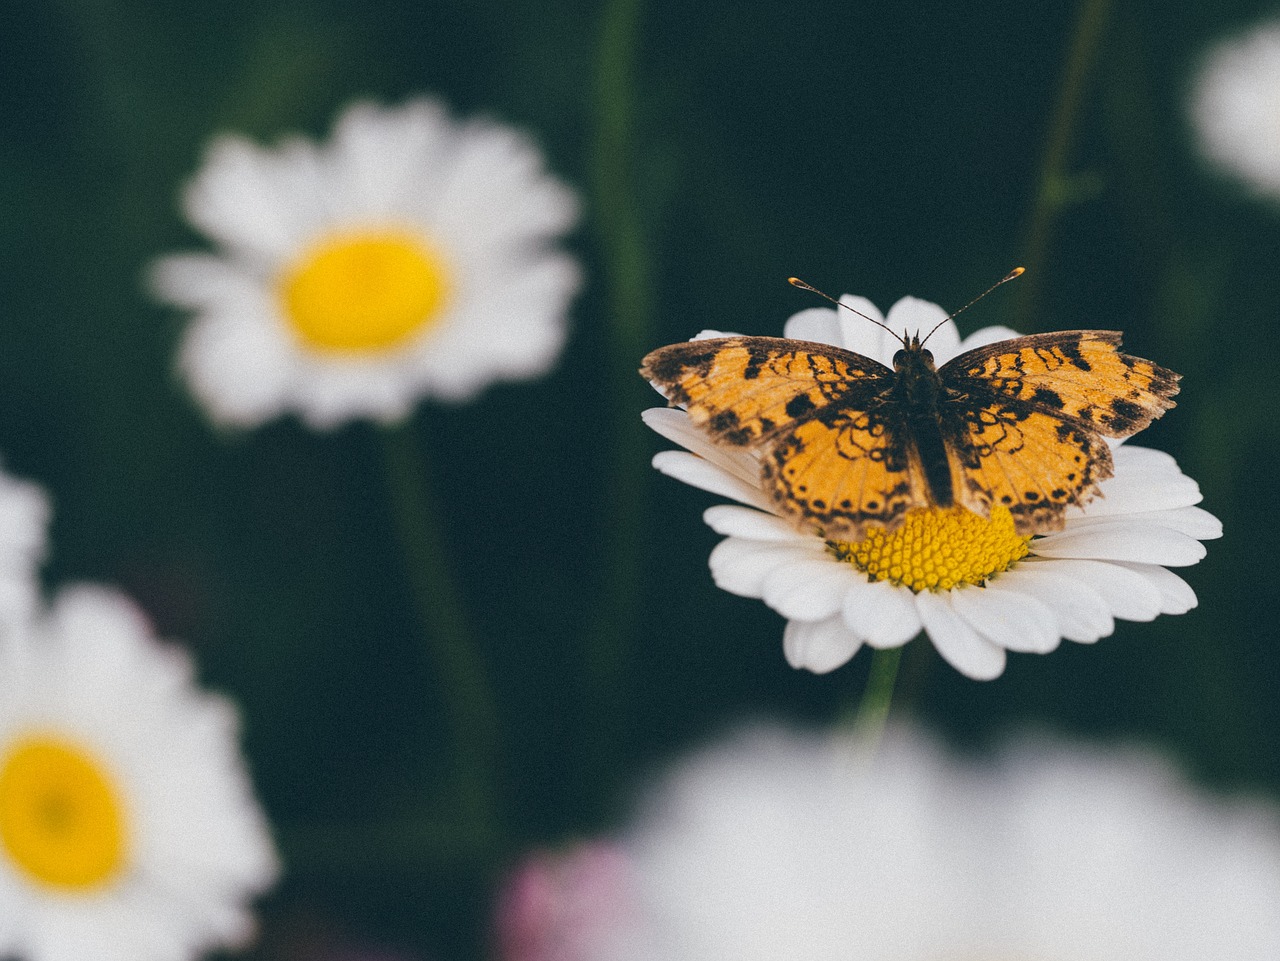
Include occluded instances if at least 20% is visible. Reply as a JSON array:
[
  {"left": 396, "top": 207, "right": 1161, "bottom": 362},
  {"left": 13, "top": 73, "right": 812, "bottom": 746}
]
[
  {"left": 594, "top": 724, "right": 1280, "bottom": 961},
  {"left": 151, "top": 97, "right": 582, "bottom": 428},
  {"left": 1190, "top": 20, "right": 1280, "bottom": 197},
  {"left": 0, "top": 585, "right": 279, "bottom": 961},
  {"left": 645, "top": 295, "right": 1220, "bottom": 680},
  {"left": 0, "top": 465, "right": 50, "bottom": 627}
]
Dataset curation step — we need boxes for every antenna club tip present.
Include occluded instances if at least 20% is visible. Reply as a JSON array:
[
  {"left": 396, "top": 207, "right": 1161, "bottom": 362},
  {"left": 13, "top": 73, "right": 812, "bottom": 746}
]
[
  {"left": 1008, "top": 266, "right": 1026, "bottom": 279},
  {"left": 787, "top": 276, "right": 805, "bottom": 287}
]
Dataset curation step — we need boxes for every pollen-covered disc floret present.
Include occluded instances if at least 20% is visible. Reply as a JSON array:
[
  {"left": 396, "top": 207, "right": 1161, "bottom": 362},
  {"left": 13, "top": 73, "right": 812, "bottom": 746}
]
[
  {"left": 150, "top": 97, "right": 581, "bottom": 429},
  {"left": 829, "top": 506, "right": 1030, "bottom": 593},
  {"left": 643, "top": 292, "right": 1220, "bottom": 680},
  {"left": 279, "top": 229, "right": 451, "bottom": 354},
  {"left": 0, "top": 586, "right": 279, "bottom": 961}
]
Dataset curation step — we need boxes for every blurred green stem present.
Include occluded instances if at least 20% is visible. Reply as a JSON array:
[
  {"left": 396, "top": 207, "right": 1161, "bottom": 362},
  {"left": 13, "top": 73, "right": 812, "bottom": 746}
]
[
  {"left": 585, "top": 0, "right": 654, "bottom": 787},
  {"left": 381, "top": 421, "right": 501, "bottom": 841},
  {"left": 848, "top": 646, "right": 903, "bottom": 744},
  {"left": 1018, "top": 0, "right": 1112, "bottom": 326}
]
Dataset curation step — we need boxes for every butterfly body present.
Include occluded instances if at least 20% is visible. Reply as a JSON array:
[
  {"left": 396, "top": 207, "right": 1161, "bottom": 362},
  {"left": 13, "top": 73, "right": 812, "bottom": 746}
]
[{"left": 641, "top": 329, "right": 1180, "bottom": 539}]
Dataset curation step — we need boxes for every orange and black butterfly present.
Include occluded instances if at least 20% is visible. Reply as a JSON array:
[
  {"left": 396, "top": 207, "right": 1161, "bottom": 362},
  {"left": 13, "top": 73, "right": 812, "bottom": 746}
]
[{"left": 640, "top": 274, "right": 1180, "bottom": 540}]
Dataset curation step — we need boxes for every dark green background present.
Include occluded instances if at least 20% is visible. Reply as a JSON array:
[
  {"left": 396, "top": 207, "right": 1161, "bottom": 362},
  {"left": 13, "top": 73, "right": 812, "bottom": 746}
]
[{"left": 2, "top": 1, "right": 1277, "bottom": 958}]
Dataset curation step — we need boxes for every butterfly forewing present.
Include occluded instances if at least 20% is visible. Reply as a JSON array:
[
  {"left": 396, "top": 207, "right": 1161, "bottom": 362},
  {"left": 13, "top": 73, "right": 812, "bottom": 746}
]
[
  {"left": 940, "top": 331, "right": 1180, "bottom": 437},
  {"left": 641, "top": 337, "right": 892, "bottom": 446}
]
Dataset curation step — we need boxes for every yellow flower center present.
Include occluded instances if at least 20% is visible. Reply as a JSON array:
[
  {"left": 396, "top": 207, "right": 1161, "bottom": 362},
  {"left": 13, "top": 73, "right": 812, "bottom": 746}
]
[
  {"left": 0, "top": 735, "right": 129, "bottom": 890},
  {"left": 828, "top": 505, "right": 1031, "bottom": 593},
  {"left": 279, "top": 228, "right": 451, "bottom": 354}
]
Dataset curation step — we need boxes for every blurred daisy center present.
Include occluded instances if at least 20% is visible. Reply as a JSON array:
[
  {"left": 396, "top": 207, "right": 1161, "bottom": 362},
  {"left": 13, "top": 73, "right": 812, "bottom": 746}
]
[
  {"left": 279, "top": 229, "right": 451, "bottom": 353},
  {"left": 828, "top": 505, "right": 1030, "bottom": 592},
  {"left": 0, "top": 735, "right": 128, "bottom": 890}
]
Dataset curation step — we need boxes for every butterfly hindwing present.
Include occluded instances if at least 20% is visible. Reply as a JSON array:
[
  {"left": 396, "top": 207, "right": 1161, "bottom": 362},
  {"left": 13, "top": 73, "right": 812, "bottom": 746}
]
[
  {"left": 763, "top": 406, "right": 929, "bottom": 538},
  {"left": 941, "top": 400, "right": 1115, "bottom": 534},
  {"left": 641, "top": 337, "right": 892, "bottom": 446}
]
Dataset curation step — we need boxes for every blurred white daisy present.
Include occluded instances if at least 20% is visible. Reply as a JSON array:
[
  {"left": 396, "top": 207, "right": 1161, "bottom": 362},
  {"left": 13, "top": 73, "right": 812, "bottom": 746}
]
[
  {"left": 151, "top": 97, "right": 582, "bottom": 428},
  {"left": 0, "top": 465, "right": 50, "bottom": 627},
  {"left": 645, "top": 295, "right": 1219, "bottom": 679},
  {"left": 595, "top": 724, "right": 1280, "bottom": 961},
  {"left": 1190, "top": 20, "right": 1280, "bottom": 197},
  {"left": 0, "top": 586, "right": 279, "bottom": 961}
]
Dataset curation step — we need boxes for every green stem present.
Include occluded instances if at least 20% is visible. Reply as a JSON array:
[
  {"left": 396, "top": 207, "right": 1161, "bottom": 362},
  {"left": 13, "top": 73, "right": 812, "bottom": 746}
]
[
  {"left": 583, "top": 0, "right": 653, "bottom": 790},
  {"left": 380, "top": 421, "right": 502, "bottom": 840},
  {"left": 1017, "top": 0, "right": 1112, "bottom": 327},
  {"left": 849, "top": 646, "right": 903, "bottom": 743}
]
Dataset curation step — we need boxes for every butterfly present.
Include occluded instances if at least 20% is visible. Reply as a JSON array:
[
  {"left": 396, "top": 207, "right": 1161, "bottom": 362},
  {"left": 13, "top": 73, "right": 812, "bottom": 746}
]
[{"left": 640, "top": 279, "right": 1180, "bottom": 540}]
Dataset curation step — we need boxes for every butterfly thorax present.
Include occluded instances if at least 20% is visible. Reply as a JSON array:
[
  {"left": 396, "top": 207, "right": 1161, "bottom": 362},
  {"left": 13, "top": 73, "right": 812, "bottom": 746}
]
[{"left": 888, "top": 338, "right": 954, "bottom": 508}]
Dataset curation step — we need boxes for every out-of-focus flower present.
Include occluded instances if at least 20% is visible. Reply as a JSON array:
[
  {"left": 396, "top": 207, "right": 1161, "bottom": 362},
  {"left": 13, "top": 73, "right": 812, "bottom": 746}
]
[
  {"left": 596, "top": 724, "right": 1280, "bottom": 961},
  {"left": 1190, "top": 20, "right": 1280, "bottom": 197},
  {"left": 494, "top": 842, "right": 631, "bottom": 961},
  {"left": 151, "top": 98, "right": 581, "bottom": 429},
  {"left": 645, "top": 295, "right": 1218, "bottom": 679},
  {"left": 0, "top": 586, "right": 279, "bottom": 961},
  {"left": 0, "top": 465, "right": 49, "bottom": 627}
]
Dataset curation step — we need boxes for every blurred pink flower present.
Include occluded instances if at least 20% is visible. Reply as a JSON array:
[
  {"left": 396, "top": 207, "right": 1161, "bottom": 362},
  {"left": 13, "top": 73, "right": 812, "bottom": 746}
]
[{"left": 494, "top": 842, "right": 632, "bottom": 961}]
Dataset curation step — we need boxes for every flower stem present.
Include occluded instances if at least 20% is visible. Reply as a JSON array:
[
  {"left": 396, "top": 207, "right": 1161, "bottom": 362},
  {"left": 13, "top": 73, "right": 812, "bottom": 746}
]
[
  {"left": 850, "top": 646, "right": 903, "bottom": 745},
  {"left": 380, "top": 420, "right": 502, "bottom": 840},
  {"left": 583, "top": 0, "right": 653, "bottom": 797},
  {"left": 1017, "top": 0, "right": 1113, "bottom": 327}
]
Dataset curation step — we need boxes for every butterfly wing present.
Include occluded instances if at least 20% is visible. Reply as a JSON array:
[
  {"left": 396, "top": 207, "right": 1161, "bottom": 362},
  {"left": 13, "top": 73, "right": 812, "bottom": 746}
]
[
  {"left": 641, "top": 337, "right": 892, "bottom": 446},
  {"left": 762, "top": 404, "right": 932, "bottom": 539},
  {"left": 643, "top": 337, "right": 928, "bottom": 536},
  {"left": 938, "top": 330, "right": 1181, "bottom": 533}
]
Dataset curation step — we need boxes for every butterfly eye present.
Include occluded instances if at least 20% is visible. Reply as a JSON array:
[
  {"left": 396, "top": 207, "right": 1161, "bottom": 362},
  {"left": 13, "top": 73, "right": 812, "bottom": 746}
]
[{"left": 892, "top": 349, "right": 907, "bottom": 367}]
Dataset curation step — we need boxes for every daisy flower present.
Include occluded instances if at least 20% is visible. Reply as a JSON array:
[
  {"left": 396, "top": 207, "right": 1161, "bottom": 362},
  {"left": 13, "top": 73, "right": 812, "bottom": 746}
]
[
  {"left": 1190, "top": 20, "right": 1280, "bottom": 197},
  {"left": 151, "top": 97, "right": 582, "bottom": 428},
  {"left": 645, "top": 295, "right": 1219, "bottom": 679},
  {"left": 0, "top": 465, "right": 50, "bottom": 627},
  {"left": 594, "top": 724, "right": 1280, "bottom": 961},
  {"left": 0, "top": 585, "right": 279, "bottom": 961}
]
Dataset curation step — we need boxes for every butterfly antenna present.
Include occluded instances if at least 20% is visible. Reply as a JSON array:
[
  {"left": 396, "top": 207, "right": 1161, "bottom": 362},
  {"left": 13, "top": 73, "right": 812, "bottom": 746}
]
[
  {"left": 788, "top": 277, "right": 906, "bottom": 346},
  {"left": 921, "top": 266, "right": 1025, "bottom": 346}
]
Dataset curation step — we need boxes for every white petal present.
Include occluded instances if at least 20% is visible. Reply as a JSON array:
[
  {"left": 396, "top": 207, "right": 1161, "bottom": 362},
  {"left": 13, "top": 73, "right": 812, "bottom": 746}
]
[
  {"left": 692, "top": 328, "right": 743, "bottom": 340},
  {"left": 1020, "top": 557, "right": 1164, "bottom": 622},
  {"left": 886, "top": 296, "right": 950, "bottom": 342},
  {"left": 1073, "top": 473, "right": 1203, "bottom": 516},
  {"left": 1065, "top": 507, "right": 1221, "bottom": 540},
  {"left": 783, "top": 307, "right": 842, "bottom": 344},
  {"left": 708, "top": 538, "right": 806, "bottom": 598},
  {"left": 642, "top": 408, "right": 761, "bottom": 487},
  {"left": 835, "top": 296, "right": 893, "bottom": 362},
  {"left": 783, "top": 618, "right": 863, "bottom": 673},
  {"left": 949, "top": 584, "right": 1060, "bottom": 654},
  {"left": 1113, "top": 444, "right": 1180, "bottom": 474},
  {"left": 915, "top": 591, "right": 1007, "bottom": 680},
  {"left": 762, "top": 558, "right": 856, "bottom": 621},
  {"left": 988, "top": 567, "right": 1113, "bottom": 643},
  {"left": 956, "top": 324, "right": 1021, "bottom": 352},
  {"left": 703, "top": 505, "right": 807, "bottom": 542},
  {"left": 841, "top": 577, "right": 922, "bottom": 648},
  {"left": 1112, "top": 562, "right": 1198, "bottom": 614},
  {"left": 1033, "top": 524, "right": 1207, "bottom": 567},
  {"left": 651, "top": 451, "right": 774, "bottom": 512}
]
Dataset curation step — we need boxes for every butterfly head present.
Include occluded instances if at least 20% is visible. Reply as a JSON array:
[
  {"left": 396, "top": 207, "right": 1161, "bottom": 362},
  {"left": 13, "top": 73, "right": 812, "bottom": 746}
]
[{"left": 892, "top": 333, "right": 934, "bottom": 372}]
